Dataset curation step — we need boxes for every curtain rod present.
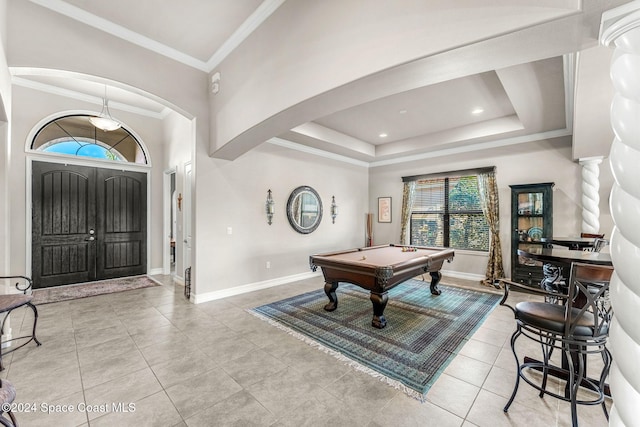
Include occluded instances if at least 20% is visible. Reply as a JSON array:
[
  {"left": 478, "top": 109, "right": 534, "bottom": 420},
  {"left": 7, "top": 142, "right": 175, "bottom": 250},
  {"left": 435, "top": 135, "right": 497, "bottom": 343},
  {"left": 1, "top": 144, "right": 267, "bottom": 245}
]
[{"left": 401, "top": 166, "right": 495, "bottom": 182}]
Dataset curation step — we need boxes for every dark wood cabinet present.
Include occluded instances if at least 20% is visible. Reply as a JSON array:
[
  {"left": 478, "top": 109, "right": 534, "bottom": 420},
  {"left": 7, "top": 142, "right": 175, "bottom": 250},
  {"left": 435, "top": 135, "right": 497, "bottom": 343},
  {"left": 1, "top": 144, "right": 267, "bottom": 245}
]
[{"left": 509, "top": 183, "right": 554, "bottom": 287}]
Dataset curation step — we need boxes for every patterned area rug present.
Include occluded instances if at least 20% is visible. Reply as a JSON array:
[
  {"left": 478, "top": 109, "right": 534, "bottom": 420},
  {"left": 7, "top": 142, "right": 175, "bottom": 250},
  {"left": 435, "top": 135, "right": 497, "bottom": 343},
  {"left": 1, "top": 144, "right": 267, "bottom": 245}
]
[
  {"left": 249, "top": 279, "right": 501, "bottom": 400},
  {"left": 31, "top": 276, "right": 161, "bottom": 305}
]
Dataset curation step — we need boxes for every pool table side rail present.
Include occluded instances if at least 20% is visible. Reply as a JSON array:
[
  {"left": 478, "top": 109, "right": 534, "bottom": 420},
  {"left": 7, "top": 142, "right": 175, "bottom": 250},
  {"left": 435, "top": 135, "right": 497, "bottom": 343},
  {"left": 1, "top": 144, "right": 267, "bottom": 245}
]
[
  {"left": 309, "top": 246, "right": 454, "bottom": 292},
  {"left": 309, "top": 249, "right": 453, "bottom": 274},
  {"left": 309, "top": 244, "right": 449, "bottom": 258}
]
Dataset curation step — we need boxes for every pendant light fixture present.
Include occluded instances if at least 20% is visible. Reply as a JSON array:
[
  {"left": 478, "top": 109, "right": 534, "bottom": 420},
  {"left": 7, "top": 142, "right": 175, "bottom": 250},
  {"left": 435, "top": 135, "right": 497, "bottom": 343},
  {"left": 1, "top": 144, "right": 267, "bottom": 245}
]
[{"left": 90, "top": 86, "right": 121, "bottom": 131}]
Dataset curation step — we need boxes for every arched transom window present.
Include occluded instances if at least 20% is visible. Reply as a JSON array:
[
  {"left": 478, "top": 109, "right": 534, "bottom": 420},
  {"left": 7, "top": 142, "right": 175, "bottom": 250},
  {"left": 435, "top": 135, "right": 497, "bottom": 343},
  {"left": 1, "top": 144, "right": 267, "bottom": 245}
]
[{"left": 31, "top": 115, "right": 147, "bottom": 164}]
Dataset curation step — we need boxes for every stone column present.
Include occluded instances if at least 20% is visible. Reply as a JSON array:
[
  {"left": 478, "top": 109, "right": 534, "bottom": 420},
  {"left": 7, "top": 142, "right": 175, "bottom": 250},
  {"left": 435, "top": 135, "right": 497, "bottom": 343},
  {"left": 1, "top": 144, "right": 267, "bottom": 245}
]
[
  {"left": 600, "top": 3, "right": 640, "bottom": 426},
  {"left": 579, "top": 157, "right": 603, "bottom": 235}
]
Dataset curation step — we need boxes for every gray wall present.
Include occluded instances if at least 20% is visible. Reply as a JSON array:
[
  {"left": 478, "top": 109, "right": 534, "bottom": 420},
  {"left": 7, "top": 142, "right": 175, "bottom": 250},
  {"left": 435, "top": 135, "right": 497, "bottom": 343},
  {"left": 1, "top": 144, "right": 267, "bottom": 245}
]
[
  {"left": 369, "top": 135, "right": 615, "bottom": 279},
  {"left": 193, "top": 142, "right": 368, "bottom": 299}
]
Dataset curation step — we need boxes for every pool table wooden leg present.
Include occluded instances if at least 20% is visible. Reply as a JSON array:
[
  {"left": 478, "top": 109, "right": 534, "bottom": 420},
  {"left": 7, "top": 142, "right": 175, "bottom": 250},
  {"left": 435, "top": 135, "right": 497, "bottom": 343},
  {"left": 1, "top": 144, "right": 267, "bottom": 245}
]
[
  {"left": 323, "top": 282, "right": 339, "bottom": 311},
  {"left": 430, "top": 271, "right": 442, "bottom": 295},
  {"left": 370, "top": 292, "right": 388, "bottom": 329}
]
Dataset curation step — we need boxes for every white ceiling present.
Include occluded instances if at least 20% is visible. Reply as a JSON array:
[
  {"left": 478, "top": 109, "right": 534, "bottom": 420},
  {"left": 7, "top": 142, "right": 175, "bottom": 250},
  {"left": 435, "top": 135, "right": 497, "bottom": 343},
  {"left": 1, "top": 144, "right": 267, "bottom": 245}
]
[
  {"left": 13, "top": 1, "right": 619, "bottom": 165},
  {"left": 61, "top": 0, "right": 265, "bottom": 64}
]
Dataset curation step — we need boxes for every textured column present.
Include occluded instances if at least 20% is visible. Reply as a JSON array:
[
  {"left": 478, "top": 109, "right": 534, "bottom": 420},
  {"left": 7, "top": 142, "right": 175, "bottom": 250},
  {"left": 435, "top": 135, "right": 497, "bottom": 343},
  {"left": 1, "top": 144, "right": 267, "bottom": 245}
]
[
  {"left": 600, "top": 4, "right": 640, "bottom": 426},
  {"left": 579, "top": 157, "right": 602, "bottom": 234}
]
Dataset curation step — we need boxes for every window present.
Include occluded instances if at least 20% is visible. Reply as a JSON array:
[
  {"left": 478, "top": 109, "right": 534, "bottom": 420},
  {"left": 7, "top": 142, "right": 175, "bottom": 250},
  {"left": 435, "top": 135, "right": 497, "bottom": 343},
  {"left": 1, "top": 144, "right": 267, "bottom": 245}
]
[
  {"left": 40, "top": 138, "right": 125, "bottom": 161},
  {"left": 31, "top": 115, "right": 147, "bottom": 164},
  {"left": 410, "top": 175, "right": 489, "bottom": 251}
]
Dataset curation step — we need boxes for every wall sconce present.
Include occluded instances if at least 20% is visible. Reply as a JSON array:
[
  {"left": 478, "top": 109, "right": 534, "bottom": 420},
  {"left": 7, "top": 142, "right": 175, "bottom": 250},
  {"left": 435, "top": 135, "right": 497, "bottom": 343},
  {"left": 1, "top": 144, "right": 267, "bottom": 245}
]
[
  {"left": 331, "top": 195, "right": 338, "bottom": 223},
  {"left": 266, "top": 189, "right": 275, "bottom": 225}
]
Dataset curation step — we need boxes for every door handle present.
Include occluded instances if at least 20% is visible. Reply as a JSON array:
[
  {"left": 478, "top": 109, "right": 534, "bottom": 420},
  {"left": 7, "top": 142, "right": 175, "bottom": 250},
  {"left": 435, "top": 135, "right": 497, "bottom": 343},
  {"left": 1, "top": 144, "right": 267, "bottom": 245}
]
[
  {"left": 86, "top": 229, "right": 95, "bottom": 241},
  {"left": 86, "top": 236, "right": 95, "bottom": 241}
]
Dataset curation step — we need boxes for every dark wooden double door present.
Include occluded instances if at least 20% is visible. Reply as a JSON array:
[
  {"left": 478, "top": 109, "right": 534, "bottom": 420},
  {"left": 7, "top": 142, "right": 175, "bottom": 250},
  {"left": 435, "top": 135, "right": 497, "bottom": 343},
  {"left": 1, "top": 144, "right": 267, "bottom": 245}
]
[{"left": 32, "top": 161, "right": 147, "bottom": 288}]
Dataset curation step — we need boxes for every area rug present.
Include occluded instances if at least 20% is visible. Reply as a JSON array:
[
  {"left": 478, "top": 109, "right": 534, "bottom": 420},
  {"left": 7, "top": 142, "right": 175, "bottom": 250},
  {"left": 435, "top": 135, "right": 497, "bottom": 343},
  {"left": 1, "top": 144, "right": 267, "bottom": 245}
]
[
  {"left": 248, "top": 279, "right": 501, "bottom": 400},
  {"left": 31, "top": 275, "right": 161, "bottom": 305}
]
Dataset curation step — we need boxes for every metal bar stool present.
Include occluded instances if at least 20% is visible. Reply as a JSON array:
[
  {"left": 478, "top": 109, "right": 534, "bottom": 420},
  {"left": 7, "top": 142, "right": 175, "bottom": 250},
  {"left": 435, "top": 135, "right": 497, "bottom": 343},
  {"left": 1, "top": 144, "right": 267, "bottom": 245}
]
[
  {"left": 0, "top": 276, "right": 41, "bottom": 371},
  {"left": 499, "top": 263, "right": 614, "bottom": 427}
]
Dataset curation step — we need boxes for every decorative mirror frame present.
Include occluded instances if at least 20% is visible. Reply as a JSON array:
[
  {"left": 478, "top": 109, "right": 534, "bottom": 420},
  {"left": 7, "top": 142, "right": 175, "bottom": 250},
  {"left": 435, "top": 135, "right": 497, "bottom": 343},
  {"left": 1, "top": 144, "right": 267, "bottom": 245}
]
[{"left": 286, "top": 186, "right": 323, "bottom": 234}]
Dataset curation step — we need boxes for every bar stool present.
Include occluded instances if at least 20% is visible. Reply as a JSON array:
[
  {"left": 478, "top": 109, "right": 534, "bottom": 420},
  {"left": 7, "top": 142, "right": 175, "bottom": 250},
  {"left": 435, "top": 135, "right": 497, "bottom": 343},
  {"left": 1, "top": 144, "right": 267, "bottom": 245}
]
[
  {"left": 500, "top": 262, "right": 614, "bottom": 427},
  {"left": 0, "top": 276, "right": 41, "bottom": 371}
]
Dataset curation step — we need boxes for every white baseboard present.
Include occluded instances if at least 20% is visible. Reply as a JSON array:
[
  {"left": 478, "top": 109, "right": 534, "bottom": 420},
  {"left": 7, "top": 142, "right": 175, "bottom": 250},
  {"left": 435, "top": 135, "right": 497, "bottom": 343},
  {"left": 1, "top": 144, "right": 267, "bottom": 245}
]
[
  {"left": 193, "top": 271, "right": 322, "bottom": 304},
  {"left": 148, "top": 267, "right": 164, "bottom": 276},
  {"left": 441, "top": 269, "right": 485, "bottom": 282},
  {"left": 190, "top": 269, "right": 482, "bottom": 305}
]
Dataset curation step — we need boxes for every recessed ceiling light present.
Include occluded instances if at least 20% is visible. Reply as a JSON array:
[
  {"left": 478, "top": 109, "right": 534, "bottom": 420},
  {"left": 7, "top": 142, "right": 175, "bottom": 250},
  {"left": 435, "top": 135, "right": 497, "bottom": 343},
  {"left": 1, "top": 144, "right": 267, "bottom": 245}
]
[
  {"left": 399, "top": 109, "right": 407, "bottom": 114},
  {"left": 379, "top": 133, "right": 388, "bottom": 138},
  {"left": 471, "top": 108, "right": 484, "bottom": 115}
]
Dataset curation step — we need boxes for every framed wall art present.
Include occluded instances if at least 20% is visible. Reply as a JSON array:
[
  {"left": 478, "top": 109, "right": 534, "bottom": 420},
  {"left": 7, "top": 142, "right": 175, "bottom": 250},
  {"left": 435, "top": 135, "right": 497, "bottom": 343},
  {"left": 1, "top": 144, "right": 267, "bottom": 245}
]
[{"left": 378, "top": 197, "right": 391, "bottom": 223}]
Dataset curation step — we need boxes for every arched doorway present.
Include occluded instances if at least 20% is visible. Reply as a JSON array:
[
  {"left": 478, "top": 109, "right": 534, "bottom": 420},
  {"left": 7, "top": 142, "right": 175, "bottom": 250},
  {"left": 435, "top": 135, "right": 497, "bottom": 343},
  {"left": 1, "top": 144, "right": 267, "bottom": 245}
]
[{"left": 29, "top": 114, "right": 150, "bottom": 288}]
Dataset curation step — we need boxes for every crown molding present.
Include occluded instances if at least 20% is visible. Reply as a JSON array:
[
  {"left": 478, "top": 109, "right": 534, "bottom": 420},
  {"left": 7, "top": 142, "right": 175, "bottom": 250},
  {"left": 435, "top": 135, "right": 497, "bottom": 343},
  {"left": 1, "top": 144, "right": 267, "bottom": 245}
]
[
  {"left": 28, "top": 0, "right": 285, "bottom": 73},
  {"left": 206, "top": 0, "right": 286, "bottom": 72},
  {"left": 269, "top": 127, "right": 572, "bottom": 169},
  {"left": 267, "top": 138, "right": 370, "bottom": 168},
  {"left": 29, "top": 0, "right": 209, "bottom": 71},
  {"left": 368, "top": 128, "right": 573, "bottom": 168}
]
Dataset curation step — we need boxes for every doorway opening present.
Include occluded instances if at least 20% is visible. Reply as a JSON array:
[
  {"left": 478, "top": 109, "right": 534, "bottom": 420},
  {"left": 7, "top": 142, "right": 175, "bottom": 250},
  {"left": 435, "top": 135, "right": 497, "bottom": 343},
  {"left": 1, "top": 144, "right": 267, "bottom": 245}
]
[{"left": 163, "top": 169, "right": 177, "bottom": 276}]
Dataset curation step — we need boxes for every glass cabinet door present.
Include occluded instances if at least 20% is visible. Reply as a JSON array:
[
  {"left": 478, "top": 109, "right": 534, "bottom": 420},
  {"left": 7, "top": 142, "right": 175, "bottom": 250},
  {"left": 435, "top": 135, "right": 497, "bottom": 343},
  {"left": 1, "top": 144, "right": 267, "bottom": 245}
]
[
  {"left": 517, "top": 191, "right": 544, "bottom": 235},
  {"left": 510, "top": 183, "right": 554, "bottom": 286}
]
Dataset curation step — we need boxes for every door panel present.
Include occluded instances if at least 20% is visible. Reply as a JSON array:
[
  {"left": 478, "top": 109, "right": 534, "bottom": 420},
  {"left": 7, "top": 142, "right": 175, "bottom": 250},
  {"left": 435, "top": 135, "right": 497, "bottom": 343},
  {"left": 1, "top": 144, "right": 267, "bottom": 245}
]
[
  {"left": 32, "top": 162, "right": 96, "bottom": 288},
  {"left": 32, "top": 161, "right": 147, "bottom": 288},
  {"left": 96, "top": 170, "right": 147, "bottom": 279}
]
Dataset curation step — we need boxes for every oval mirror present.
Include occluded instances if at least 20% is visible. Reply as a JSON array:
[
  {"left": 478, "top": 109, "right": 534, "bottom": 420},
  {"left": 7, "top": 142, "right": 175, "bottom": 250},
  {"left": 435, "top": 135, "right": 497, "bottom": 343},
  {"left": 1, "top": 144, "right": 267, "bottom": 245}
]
[{"left": 286, "top": 186, "right": 323, "bottom": 234}]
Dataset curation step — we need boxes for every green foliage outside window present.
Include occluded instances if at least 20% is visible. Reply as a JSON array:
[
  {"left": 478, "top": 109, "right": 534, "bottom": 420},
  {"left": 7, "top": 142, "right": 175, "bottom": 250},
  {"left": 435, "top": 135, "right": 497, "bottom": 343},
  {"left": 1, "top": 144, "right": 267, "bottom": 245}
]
[{"left": 410, "top": 175, "right": 489, "bottom": 251}]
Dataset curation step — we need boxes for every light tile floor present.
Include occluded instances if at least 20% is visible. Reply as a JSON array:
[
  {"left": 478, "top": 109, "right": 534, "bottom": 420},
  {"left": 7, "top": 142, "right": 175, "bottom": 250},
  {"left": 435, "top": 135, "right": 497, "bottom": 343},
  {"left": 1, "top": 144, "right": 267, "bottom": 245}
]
[{"left": 1, "top": 275, "right": 611, "bottom": 426}]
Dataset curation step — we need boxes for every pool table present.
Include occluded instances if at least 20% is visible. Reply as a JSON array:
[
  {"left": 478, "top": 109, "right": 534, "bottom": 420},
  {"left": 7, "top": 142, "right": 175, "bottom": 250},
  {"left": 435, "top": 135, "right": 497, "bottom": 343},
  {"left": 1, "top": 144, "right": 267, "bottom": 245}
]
[{"left": 309, "top": 244, "right": 455, "bottom": 328}]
